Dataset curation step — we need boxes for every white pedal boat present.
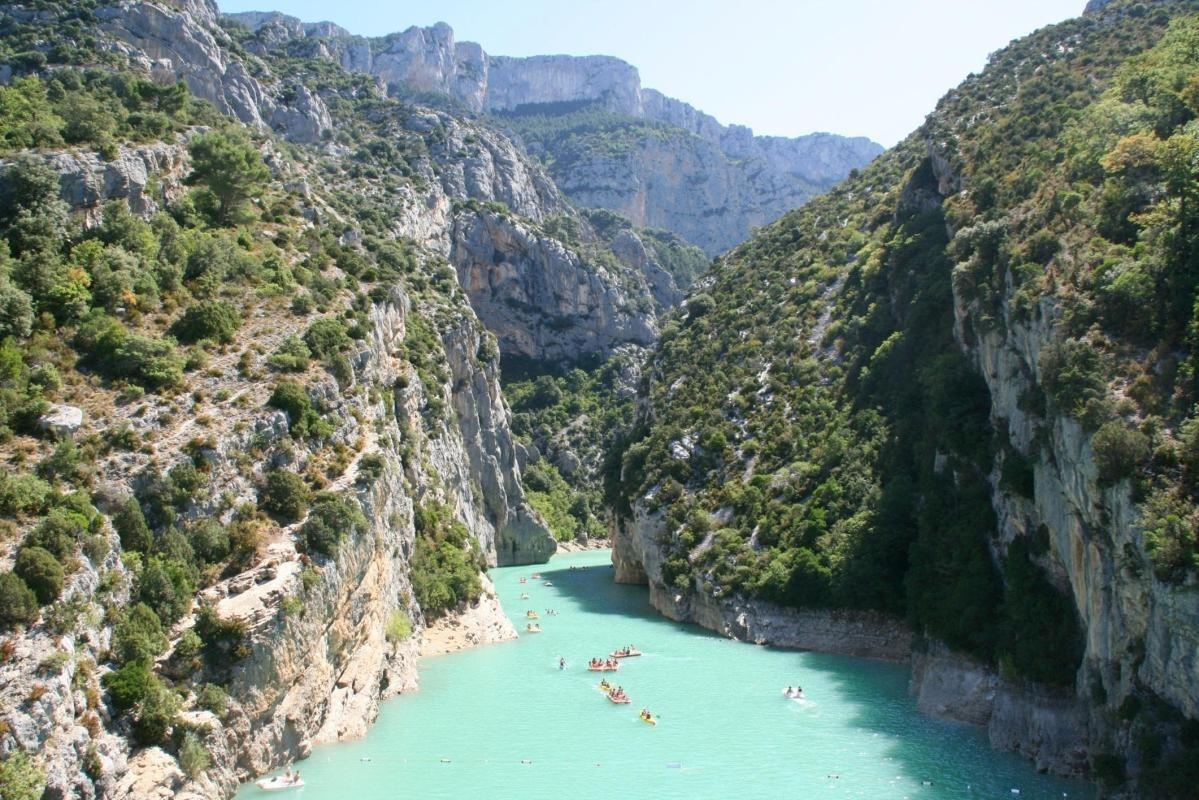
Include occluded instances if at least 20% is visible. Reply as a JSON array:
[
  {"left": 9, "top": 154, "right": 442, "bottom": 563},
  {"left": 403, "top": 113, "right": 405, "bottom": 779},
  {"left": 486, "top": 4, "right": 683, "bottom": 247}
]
[{"left": 256, "top": 775, "right": 304, "bottom": 791}]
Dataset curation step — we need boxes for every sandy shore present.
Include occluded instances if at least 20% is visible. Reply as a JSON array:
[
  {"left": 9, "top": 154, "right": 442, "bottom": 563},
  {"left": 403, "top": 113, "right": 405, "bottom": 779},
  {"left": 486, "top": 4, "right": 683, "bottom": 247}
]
[
  {"left": 554, "top": 537, "right": 611, "bottom": 554},
  {"left": 419, "top": 575, "right": 519, "bottom": 658},
  {"left": 418, "top": 543, "right": 610, "bottom": 658}
]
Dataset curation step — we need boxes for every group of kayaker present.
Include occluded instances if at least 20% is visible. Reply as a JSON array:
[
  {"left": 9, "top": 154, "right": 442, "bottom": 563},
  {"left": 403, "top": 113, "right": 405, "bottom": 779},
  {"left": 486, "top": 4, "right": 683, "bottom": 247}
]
[{"left": 606, "top": 685, "right": 629, "bottom": 703}]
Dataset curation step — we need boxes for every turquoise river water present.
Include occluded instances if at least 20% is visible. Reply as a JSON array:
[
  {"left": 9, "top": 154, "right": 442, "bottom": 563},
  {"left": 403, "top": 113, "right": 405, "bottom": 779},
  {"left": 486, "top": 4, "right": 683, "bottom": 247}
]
[{"left": 237, "top": 549, "right": 1093, "bottom": 800}]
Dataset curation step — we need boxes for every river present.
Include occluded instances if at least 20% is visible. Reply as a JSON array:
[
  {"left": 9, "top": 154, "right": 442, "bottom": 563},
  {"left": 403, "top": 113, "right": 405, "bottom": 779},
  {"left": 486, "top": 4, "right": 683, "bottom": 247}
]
[{"left": 237, "top": 548, "right": 1093, "bottom": 800}]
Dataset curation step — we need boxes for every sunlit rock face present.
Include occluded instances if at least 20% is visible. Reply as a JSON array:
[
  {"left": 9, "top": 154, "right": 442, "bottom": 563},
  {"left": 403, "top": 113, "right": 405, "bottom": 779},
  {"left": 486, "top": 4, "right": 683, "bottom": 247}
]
[{"left": 225, "top": 13, "right": 883, "bottom": 255}]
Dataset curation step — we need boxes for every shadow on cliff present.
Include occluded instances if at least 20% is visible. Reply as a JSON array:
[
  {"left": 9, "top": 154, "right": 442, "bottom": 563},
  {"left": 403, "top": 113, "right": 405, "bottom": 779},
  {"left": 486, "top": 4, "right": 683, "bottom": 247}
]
[
  {"left": 518, "top": 558, "right": 702, "bottom": 626},
  {"left": 790, "top": 653, "right": 1094, "bottom": 797}
]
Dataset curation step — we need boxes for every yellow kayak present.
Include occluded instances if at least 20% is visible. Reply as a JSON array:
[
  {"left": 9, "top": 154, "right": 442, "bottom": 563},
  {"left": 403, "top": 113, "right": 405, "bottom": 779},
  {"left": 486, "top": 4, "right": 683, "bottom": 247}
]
[{"left": 640, "top": 713, "right": 657, "bottom": 726}]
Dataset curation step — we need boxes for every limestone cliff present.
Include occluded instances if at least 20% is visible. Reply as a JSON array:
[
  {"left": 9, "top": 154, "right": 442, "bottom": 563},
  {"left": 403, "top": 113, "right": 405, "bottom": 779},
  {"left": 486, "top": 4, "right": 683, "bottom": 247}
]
[
  {"left": 224, "top": 12, "right": 882, "bottom": 254},
  {"left": 0, "top": 246, "right": 553, "bottom": 799},
  {"left": 74, "top": 1, "right": 672, "bottom": 364},
  {"left": 611, "top": 3, "right": 1199, "bottom": 795}
]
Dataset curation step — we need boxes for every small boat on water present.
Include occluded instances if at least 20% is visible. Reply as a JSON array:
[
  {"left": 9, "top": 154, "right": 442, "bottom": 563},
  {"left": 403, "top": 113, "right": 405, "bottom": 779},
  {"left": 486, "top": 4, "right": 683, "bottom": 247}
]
[
  {"left": 610, "top": 647, "right": 642, "bottom": 659},
  {"left": 587, "top": 660, "right": 620, "bottom": 672},
  {"left": 598, "top": 679, "right": 613, "bottom": 693},
  {"left": 782, "top": 687, "right": 805, "bottom": 700},
  {"left": 543, "top": 581, "right": 554, "bottom": 587},
  {"left": 532, "top": 573, "right": 542, "bottom": 579},
  {"left": 639, "top": 710, "right": 658, "bottom": 726},
  {"left": 520, "top": 592, "right": 530, "bottom": 600},
  {"left": 519, "top": 577, "right": 527, "bottom": 584},
  {"left": 256, "top": 775, "right": 304, "bottom": 792},
  {"left": 526, "top": 623, "right": 542, "bottom": 633},
  {"left": 607, "top": 690, "right": 630, "bottom": 705},
  {"left": 526, "top": 610, "right": 539, "bottom": 619}
]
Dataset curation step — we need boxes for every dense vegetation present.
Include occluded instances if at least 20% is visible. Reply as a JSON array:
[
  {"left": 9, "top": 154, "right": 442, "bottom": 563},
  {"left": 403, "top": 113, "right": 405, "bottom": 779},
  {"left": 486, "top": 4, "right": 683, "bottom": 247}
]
[
  {"left": 619, "top": 3, "right": 1199, "bottom": 791},
  {"left": 625, "top": 0, "right": 1196, "bottom": 689},
  {"left": 409, "top": 502, "right": 485, "bottom": 618},
  {"left": 496, "top": 101, "right": 691, "bottom": 172},
  {"left": 503, "top": 350, "right": 643, "bottom": 541},
  {"left": 0, "top": 12, "right": 528, "bottom": 789}
]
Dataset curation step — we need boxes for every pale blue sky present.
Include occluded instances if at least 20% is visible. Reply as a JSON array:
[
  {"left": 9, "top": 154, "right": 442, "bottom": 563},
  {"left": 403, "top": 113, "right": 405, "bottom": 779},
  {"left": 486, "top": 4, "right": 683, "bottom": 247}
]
[{"left": 218, "top": 0, "right": 1086, "bottom": 146}]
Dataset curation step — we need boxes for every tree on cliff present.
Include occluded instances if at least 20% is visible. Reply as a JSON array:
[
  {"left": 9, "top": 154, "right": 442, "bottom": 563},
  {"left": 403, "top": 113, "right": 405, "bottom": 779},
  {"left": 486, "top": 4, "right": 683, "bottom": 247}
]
[{"left": 186, "top": 129, "right": 269, "bottom": 225}]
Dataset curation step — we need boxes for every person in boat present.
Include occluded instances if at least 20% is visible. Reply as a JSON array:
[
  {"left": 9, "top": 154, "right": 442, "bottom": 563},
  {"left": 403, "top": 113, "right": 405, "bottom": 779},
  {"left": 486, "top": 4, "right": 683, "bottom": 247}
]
[
  {"left": 559, "top": 657, "right": 566, "bottom": 669},
  {"left": 292, "top": 771, "right": 301, "bottom": 785}
]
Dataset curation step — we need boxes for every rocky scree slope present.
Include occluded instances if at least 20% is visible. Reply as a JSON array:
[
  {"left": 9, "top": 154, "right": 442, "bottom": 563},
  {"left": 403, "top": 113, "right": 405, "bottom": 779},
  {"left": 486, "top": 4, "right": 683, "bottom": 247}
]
[
  {"left": 614, "top": 1, "right": 1199, "bottom": 796},
  {"left": 224, "top": 12, "right": 883, "bottom": 255}
]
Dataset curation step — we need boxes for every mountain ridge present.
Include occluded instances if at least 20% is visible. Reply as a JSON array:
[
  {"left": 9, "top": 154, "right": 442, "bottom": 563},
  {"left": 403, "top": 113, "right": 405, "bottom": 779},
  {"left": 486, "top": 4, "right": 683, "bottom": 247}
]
[{"left": 224, "top": 10, "right": 882, "bottom": 254}]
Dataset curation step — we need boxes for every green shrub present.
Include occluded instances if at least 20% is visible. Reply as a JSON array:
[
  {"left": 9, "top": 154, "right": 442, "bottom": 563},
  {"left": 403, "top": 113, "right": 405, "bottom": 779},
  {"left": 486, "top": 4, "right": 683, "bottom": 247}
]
[
  {"left": 134, "top": 680, "right": 180, "bottom": 745},
  {"left": 1040, "top": 339, "right": 1105, "bottom": 418},
  {"left": 410, "top": 503, "right": 483, "bottom": 618},
  {"left": 266, "top": 335, "right": 311, "bottom": 372},
  {"left": 259, "top": 470, "right": 309, "bottom": 522},
  {"left": 137, "top": 556, "right": 194, "bottom": 624},
  {"left": 1092, "top": 420, "right": 1150, "bottom": 486},
  {"left": 187, "top": 519, "right": 230, "bottom": 564},
  {"left": 267, "top": 380, "right": 311, "bottom": 426},
  {"left": 357, "top": 453, "right": 385, "bottom": 484},
  {"left": 298, "top": 492, "right": 365, "bottom": 556},
  {"left": 999, "top": 447, "right": 1036, "bottom": 498},
  {"left": 997, "top": 538, "right": 1084, "bottom": 686},
  {"left": 194, "top": 602, "right": 248, "bottom": 664},
  {"left": 0, "top": 572, "right": 39, "bottom": 627},
  {"left": 0, "top": 474, "right": 51, "bottom": 516},
  {"left": 74, "top": 311, "right": 185, "bottom": 390},
  {"left": 195, "top": 683, "right": 229, "bottom": 717},
  {"left": 24, "top": 508, "right": 87, "bottom": 560},
  {"left": 303, "top": 317, "right": 349, "bottom": 359},
  {"left": 37, "top": 440, "right": 85, "bottom": 483},
  {"left": 1139, "top": 489, "right": 1199, "bottom": 583},
  {"left": 170, "top": 300, "right": 241, "bottom": 344},
  {"left": 113, "top": 498, "right": 153, "bottom": 553},
  {"left": 186, "top": 129, "right": 269, "bottom": 225},
  {"left": 14, "top": 546, "right": 63, "bottom": 604},
  {"left": 178, "top": 731, "right": 210, "bottom": 778},
  {"left": 103, "top": 658, "right": 154, "bottom": 711},
  {"left": 111, "top": 603, "right": 168, "bottom": 665},
  {"left": 0, "top": 750, "right": 45, "bottom": 800},
  {"left": 385, "top": 610, "right": 412, "bottom": 643}
]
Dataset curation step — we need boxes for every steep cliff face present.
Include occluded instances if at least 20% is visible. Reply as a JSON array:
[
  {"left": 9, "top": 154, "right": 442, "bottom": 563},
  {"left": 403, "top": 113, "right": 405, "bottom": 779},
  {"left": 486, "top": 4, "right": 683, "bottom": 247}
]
[
  {"left": 97, "top": 0, "right": 332, "bottom": 143},
  {"left": 612, "top": 2, "right": 1199, "bottom": 793},
  {"left": 449, "top": 211, "right": 657, "bottom": 361},
  {"left": 372, "top": 107, "right": 666, "bottom": 360},
  {"left": 224, "top": 12, "right": 882, "bottom": 255},
  {"left": 0, "top": 245, "right": 552, "bottom": 799},
  {"left": 80, "top": 1, "right": 670, "bottom": 365}
]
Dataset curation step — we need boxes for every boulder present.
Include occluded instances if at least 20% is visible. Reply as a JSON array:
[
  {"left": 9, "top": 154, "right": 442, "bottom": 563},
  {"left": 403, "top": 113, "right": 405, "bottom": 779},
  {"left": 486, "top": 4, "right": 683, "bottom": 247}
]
[{"left": 38, "top": 404, "right": 83, "bottom": 438}]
